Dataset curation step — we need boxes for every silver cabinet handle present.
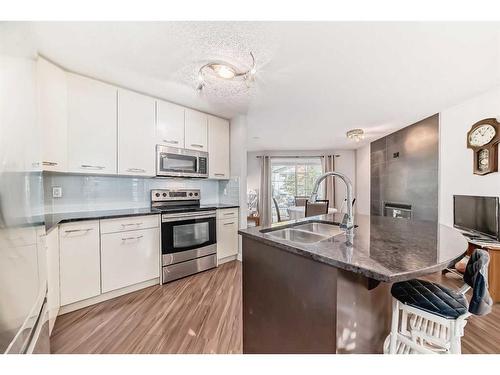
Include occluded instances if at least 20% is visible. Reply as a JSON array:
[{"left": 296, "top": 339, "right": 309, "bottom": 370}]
[
  {"left": 121, "top": 235, "right": 143, "bottom": 241},
  {"left": 163, "top": 139, "right": 179, "bottom": 144},
  {"left": 223, "top": 212, "right": 234, "bottom": 215},
  {"left": 126, "top": 168, "right": 146, "bottom": 173},
  {"left": 190, "top": 143, "right": 204, "bottom": 148},
  {"left": 224, "top": 222, "right": 235, "bottom": 225},
  {"left": 42, "top": 161, "right": 58, "bottom": 166},
  {"left": 121, "top": 222, "right": 143, "bottom": 227},
  {"left": 81, "top": 164, "right": 105, "bottom": 170},
  {"left": 64, "top": 228, "right": 93, "bottom": 233},
  {"left": 214, "top": 173, "right": 225, "bottom": 177}
]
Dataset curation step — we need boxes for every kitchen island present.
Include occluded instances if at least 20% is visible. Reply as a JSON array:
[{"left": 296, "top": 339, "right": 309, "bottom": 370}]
[{"left": 238, "top": 213, "right": 468, "bottom": 354}]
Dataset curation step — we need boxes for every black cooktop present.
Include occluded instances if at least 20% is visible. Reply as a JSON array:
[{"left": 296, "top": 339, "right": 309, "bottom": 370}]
[{"left": 152, "top": 203, "right": 238, "bottom": 214}]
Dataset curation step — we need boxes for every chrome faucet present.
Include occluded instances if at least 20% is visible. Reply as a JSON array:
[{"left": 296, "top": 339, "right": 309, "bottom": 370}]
[{"left": 309, "top": 171, "right": 354, "bottom": 229}]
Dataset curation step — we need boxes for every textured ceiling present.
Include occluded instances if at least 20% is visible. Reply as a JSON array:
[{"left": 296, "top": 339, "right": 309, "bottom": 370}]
[{"left": 7, "top": 22, "right": 500, "bottom": 151}]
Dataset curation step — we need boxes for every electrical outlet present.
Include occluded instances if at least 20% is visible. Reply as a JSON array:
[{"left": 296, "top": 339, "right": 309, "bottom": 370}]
[{"left": 52, "top": 186, "right": 63, "bottom": 198}]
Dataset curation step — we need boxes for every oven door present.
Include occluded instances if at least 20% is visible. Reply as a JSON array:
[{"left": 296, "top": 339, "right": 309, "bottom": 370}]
[
  {"left": 161, "top": 212, "right": 216, "bottom": 266},
  {"left": 157, "top": 145, "right": 205, "bottom": 178}
]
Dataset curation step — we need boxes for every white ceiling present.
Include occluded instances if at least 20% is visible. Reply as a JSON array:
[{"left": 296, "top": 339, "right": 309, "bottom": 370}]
[{"left": 12, "top": 22, "right": 500, "bottom": 151}]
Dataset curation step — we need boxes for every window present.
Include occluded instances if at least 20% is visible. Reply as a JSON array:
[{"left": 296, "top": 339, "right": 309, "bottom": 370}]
[{"left": 270, "top": 157, "right": 324, "bottom": 222}]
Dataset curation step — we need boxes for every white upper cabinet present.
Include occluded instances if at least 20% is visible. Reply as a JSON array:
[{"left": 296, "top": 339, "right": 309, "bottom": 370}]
[
  {"left": 37, "top": 58, "right": 67, "bottom": 172},
  {"left": 118, "top": 89, "right": 156, "bottom": 176},
  {"left": 184, "top": 109, "right": 208, "bottom": 152},
  {"left": 208, "top": 115, "right": 230, "bottom": 179},
  {"left": 156, "top": 99, "right": 185, "bottom": 148},
  {"left": 67, "top": 73, "right": 117, "bottom": 174}
]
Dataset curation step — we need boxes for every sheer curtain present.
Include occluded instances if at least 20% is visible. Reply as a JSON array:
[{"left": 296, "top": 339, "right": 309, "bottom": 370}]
[
  {"left": 258, "top": 156, "right": 272, "bottom": 226},
  {"left": 321, "top": 155, "right": 336, "bottom": 208}
]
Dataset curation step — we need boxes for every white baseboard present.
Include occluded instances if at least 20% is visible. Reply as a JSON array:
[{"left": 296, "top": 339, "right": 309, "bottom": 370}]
[
  {"left": 58, "top": 278, "right": 160, "bottom": 315},
  {"left": 237, "top": 252, "right": 242, "bottom": 262},
  {"left": 218, "top": 254, "right": 238, "bottom": 265}
]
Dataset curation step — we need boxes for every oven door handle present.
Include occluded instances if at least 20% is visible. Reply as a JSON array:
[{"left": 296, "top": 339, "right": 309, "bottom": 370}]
[{"left": 162, "top": 213, "right": 216, "bottom": 222}]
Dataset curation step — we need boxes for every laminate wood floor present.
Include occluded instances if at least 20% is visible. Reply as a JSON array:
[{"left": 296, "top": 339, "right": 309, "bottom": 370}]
[
  {"left": 51, "top": 260, "right": 499, "bottom": 354},
  {"left": 51, "top": 260, "right": 242, "bottom": 354}
]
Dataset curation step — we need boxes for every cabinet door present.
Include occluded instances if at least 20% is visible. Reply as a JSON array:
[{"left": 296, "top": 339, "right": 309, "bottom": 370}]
[
  {"left": 208, "top": 116, "right": 230, "bottom": 179},
  {"left": 217, "top": 218, "right": 239, "bottom": 260},
  {"left": 45, "top": 228, "right": 60, "bottom": 334},
  {"left": 156, "top": 99, "right": 185, "bottom": 148},
  {"left": 184, "top": 109, "right": 208, "bottom": 151},
  {"left": 118, "top": 90, "right": 156, "bottom": 176},
  {"left": 100, "top": 228, "right": 160, "bottom": 293},
  {"left": 59, "top": 221, "right": 100, "bottom": 305},
  {"left": 37, "top": 58, "right": 67, "bottom": 172},
  {"left": 67, "top": 73, "right": 117, "bottom": 174}
]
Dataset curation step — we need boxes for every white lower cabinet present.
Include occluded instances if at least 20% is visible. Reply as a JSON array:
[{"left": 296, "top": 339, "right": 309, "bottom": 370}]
[
  {"left": 217, "top": 209, "right": 239, "bottom": 261},
  {"left": 100, "top": 227, "right": 160, "bottom": 293},
  {"left": 59, "top": 221, "right": 100, "bottom": 306},
  {"left": 46, "top": 229, "right": 60, "bottom": 334}
]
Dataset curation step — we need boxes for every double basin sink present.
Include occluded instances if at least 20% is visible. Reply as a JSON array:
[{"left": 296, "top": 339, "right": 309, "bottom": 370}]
[{"left": 261, "top": 221, "right": 344, "bottom": 244}]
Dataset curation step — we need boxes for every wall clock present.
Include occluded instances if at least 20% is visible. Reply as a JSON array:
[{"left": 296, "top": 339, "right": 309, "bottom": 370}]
[{"left": 467, "top": 118, "right": 500, "bottom": 175}]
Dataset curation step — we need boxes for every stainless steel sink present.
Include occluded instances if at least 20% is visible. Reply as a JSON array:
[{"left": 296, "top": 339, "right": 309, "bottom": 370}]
[
  {"left": 264, "top": 221, "right": 345, "bottom": 244},
  {"left": 292, "top": 222, "right": 344, "bottom": 237},
  {"left": 266, "top": 228, "right": 327, "bottom": 243}
]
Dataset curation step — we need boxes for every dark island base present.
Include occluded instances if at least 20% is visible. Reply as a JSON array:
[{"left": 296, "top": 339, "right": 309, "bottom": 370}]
[{"left": 242, "top": 237, "right": 392, "bottom": 354}]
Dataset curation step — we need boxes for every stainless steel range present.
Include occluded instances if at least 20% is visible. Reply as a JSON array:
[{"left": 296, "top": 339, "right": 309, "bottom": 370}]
[{"left": 151, "top": 189, "right": 217, "bottom": 283}]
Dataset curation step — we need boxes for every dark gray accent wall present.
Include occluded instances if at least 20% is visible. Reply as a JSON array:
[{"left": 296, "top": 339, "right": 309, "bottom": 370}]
[{"left": 370, "top": 114, "right": 439, "bottom": 222}]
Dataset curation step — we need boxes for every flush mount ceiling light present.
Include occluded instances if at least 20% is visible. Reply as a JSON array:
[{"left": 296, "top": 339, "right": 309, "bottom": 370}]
[
  {"left": 346, "top": 128, "right": 365, "bottom": 142},
  {"left": 196, "top": 52, "right": 256, "bottom": 91}
]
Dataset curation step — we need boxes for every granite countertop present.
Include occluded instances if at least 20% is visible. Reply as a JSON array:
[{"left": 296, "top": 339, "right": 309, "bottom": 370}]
[
  {"left": 45, "top": 204, "right": 239, "bottom": 233},
  {"left": 238, "top": 213, "right": 468, "bottom": 282}
]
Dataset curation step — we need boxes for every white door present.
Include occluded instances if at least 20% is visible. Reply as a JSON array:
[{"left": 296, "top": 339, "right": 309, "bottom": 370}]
[
  {"left": 185, "top": 109, "right": 208, "bottom": 152},
  {"left": 118, "top": 89, "right": 156, "bottom": 176},
  {"left": 156, "top": 99, "right": 185, "bottom": 148},
  {"left": 217, "top": 218, "right": 239, "bottom": 260},
  {"left": 100, "top": 228, "right": 160, "bottom": 293},
  {"left": 67, "top": 73, "right": 117, "bottom": 174},
  {"left": 59, "top": 221, "right": 100, "bottom": 306},
  {"left": 208, "top": 116, "right": 230, "bottom": 179},
  {"left": 37, "top": 58, "right": 67, "bottom": 172}
]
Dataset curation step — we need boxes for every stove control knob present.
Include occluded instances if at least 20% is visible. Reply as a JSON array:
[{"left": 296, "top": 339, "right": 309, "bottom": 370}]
[
  {"left": 194, "top": 192, "right": 199, "bottom": 196},
  {"left": 162, "top": 193, "right": 167, "bottom": 197},
  {"left": 189, "top": 192, "right": 193, "bottom": 197},
  {"left": 155, "top": 193, "right": 160, "bottom": 197}
]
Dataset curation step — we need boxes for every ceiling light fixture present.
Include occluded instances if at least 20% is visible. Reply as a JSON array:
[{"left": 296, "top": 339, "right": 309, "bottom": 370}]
[
  {"left": 346, "top": 128, "right": 365, "bottom": 142},
  {"left": 197, "top": 52, "right": 256, "bottom": 91}
]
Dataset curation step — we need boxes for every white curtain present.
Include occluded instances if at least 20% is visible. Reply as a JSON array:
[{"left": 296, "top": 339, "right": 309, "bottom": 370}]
[
  {"left": 321, "top": 155, "right": 336, "bottom": 207},
  {"left": 258, "top": 156, "right": 272, "bottom": 226}
]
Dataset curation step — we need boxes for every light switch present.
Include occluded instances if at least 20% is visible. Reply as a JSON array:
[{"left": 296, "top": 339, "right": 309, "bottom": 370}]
[{"left": 52, "top": 186, "right": 63, "bottom": 198}]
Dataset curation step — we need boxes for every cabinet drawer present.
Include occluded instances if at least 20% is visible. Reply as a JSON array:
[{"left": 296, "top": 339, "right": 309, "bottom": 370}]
[
  {"left": 100, "top": 215, "right": 159, "bottom": 234},
  {"left": 59, "top": 221, "right": 100, "bottom": 306},
  {"left": 101, "top": 228, "right": 160, "bottom": 293},
  {"left": 216, "top": 208, "right": 239, "bottom": 220}
]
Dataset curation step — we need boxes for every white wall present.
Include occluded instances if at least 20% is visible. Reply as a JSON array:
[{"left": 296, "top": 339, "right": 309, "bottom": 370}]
[
  {"left": 355, "top": 144, "right": 371, "bottom": 215},
  {"left": 247, "top": 149, "right": 356, "bottom": 210},
  {"left": 439, "top": 87, "right": 500, "bottom": 226},
  {"left": 230, "top": 115, "right": 248, "bottom": 258}
]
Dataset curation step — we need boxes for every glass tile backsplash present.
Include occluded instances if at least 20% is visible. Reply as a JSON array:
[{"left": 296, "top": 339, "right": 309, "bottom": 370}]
[{"left": 43, "top": 173, "right": 239, "bottom": 213}]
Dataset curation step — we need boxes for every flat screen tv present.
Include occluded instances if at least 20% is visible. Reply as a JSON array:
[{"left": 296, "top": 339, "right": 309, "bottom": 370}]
[{"left": 453, "top": 195, "right": 499, "bottom": 240}]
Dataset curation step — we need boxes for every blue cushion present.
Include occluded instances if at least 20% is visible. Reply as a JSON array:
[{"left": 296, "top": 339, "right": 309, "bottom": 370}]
[{"left": 391, "top": 279, "right": 468, "bottom": 319}]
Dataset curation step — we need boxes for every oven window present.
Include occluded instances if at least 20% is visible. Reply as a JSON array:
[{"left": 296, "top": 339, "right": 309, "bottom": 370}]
[
  {"left": 161, "top": 153, "right": 197, "bottom": 172},
  {"left": 173, "top": 221, "right": 210, "bottom": 248}
]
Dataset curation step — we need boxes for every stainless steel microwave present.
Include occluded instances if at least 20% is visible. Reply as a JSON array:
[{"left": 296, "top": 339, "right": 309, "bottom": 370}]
[{"left": 156, "top": 145, "right": 208, "bottom": 178}]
